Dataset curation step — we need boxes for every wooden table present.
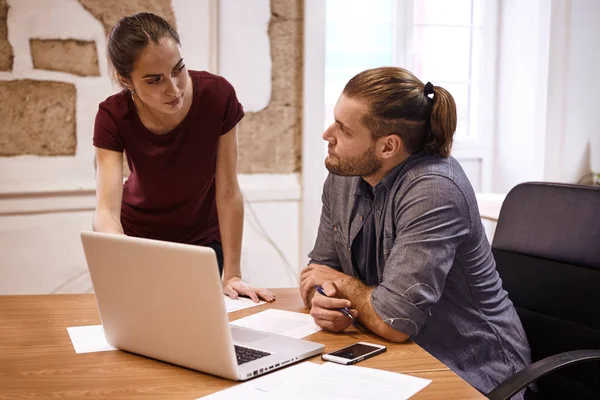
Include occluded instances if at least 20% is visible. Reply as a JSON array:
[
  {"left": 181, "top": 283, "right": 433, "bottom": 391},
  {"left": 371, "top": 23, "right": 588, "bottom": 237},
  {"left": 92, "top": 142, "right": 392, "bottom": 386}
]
[{"left": 0, "top": 289, "right": 484, "bottom": 399}]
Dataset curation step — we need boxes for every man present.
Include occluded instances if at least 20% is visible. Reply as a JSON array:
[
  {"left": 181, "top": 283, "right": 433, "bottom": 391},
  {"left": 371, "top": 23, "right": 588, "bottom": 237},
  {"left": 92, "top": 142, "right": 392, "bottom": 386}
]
[{"left": 300, "top": 67, "right": 531, "bottom": 398}]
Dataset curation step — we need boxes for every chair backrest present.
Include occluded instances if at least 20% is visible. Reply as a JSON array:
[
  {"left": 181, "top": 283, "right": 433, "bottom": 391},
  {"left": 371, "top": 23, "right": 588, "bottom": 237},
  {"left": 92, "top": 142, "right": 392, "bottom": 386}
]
[{"left": 492, "top": 182, "right": 600, "bottom": 399}]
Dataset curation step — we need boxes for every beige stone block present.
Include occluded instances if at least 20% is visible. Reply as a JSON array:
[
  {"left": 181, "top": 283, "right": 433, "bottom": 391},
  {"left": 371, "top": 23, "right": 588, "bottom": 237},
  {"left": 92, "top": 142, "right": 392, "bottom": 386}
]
[
  {"left": 0, "top": 41, "right": 13, "bottom": 71},
  {"left": 0, "top": 0, "right": 13, "bottom": 71},
  {"left": 239, "top": 104, "right": 300, "bottom": 173},
  {"left": 0, "top": 80, "right": 76, "bottom": 156},
  {"left": 237, "top": 0, "right": 303, "bottom": 173},
  {"left": 77, "top": 0, "right": 177, "bottom": 36},
  {"left": 31, "top": 39, "right": 100, "bottom": 77},
  {"left": 269, "top": 17, "right": 302, "bottom": 102},
  {"left": 271, "top": 0, "right": 303, "bottom": 21},
  {"left": 0, "top": 0, "right": 7, "bottom": 19}
]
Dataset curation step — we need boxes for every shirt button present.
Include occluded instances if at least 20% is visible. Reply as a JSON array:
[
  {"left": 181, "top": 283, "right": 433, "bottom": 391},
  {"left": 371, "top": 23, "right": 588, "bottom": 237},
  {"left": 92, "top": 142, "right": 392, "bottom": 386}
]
[
  {"left": 333, "top": 225, "right": 338, "bottom": 232},
  {"left": 347, "top": 247, "right": 351, "bottom": 251},
  {"left": 359, "top": 215, "right": 364, "bottom": 221}
]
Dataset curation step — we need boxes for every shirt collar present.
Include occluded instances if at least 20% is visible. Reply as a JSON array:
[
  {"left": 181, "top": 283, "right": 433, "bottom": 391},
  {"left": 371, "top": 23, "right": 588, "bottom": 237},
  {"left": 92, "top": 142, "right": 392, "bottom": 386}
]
[
  {"left": 353, "top": 152, "right": 423, "bottom": 197},
  {"left": 354, "top": 178, "right": 374, "bottom": 199}
]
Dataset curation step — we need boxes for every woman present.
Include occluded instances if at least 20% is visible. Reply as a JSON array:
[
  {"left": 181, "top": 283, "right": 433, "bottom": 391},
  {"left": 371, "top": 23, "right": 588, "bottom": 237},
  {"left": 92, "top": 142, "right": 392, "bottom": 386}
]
[{"left": 93, "top": 12, "right": 274, "bottom": 303}]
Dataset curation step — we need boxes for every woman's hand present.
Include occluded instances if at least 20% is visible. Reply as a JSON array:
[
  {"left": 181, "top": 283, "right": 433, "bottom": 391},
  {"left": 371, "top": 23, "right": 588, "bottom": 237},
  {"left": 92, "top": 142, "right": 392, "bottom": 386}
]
[{"left": 223, "top": 276, "right": 276, "bottom": 302}]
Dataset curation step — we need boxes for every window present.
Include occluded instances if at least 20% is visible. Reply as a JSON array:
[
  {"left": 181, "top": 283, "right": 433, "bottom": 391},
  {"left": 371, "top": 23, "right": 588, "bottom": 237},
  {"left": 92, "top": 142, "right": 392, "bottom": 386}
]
[
  {"left": 410, "top": 0, "right": 485, "bottom": 140},
  {"left": 326, "top": 0, "right": 487, "bottom": 138},
  {"left": 324, "top": 0, "right": 396, "bottom": 130}
]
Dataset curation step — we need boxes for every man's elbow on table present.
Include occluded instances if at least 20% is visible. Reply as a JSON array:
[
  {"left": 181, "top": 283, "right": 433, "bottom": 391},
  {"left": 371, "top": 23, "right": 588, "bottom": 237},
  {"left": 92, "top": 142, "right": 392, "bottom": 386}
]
[{"left": 374, "top": 323, "right": 410, "bottom": 343}]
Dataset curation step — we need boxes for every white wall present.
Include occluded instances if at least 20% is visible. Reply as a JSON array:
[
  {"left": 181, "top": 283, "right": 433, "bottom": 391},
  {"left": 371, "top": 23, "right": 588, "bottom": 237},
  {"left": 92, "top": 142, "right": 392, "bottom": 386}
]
[
  {"left": 219, "top": 0, "right": 300, "bottom": 286},
  {"left": 557, "top": 0, "right": 600, "bottom": 180},
  {"left": 0, "top": 0, "right": 112, "bottom": 192},
  {"left": 493, "top": 0, "right": 600, "bottom": 193},
  {"left": 0, "top": 0, "right": 300, "bottom": 294},
  {"left": 493, "top": 0, "right": 551, "bottom": 193},
  {"left": 218, "top": 0, "right": 271, "bottom": 112},
  {"left": 0, "top": 175, "right": 299, "bottom": 294}
]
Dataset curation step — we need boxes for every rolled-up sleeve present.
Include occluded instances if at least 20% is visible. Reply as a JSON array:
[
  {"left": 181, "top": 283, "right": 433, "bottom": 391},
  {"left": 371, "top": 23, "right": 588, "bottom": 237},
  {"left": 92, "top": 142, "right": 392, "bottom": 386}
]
[
  {"left": 308, "top": 174, "right": 342, "bottom": 271},
  {"left": 371, "top": 175, "right": 471, "bottom": 336}
]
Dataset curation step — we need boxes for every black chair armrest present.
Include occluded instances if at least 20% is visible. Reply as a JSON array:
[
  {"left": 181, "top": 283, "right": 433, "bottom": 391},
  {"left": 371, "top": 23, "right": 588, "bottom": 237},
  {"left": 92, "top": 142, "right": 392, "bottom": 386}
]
[{"left": 486, "top": 349, "right": 600, "bottom": 400}]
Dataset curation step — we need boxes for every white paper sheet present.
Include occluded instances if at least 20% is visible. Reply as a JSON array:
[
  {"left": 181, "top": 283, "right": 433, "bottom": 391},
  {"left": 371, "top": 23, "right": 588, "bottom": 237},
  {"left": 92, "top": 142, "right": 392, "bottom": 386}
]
[
  {"left": 199, "top": 362, "right": 320, "bottom": 400},
  {"left": 316, "top": 362, "right": 432, "bottom": 399},
  {"left": 230, "top": 309, "right": 321, "bottom": 339},
  {"left": 199, "top": 361, "right": 431, "bottom": 400},
  {"left": 224, "top": 296, "right": 265, "bottom": 313},
  {"left": 66, "top": 325, "right": 117, "bottom": 354}
]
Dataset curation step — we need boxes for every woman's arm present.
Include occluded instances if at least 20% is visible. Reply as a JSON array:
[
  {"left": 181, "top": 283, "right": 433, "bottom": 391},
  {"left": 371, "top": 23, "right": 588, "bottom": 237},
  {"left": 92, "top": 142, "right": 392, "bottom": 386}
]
[
  {"left": 215, "top": 126, "right": 243, "bottom": 281},
  {"left": 93, "top": 147, "right": 125, "bottom": 234},
  {"left": 215, "top": 126, "right": 274, "bottom": 302}
]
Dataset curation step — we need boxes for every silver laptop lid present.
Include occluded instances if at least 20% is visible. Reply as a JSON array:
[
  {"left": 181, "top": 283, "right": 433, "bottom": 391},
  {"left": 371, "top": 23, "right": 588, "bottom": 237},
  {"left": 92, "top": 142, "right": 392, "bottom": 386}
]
[{"left": 80, "top": 231, "right": 239, "bottom": 380}]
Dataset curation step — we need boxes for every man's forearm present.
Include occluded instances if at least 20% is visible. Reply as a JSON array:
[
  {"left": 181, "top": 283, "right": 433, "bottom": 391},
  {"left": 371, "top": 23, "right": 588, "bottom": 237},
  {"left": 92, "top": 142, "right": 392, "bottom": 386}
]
[
  {"left": 336, "top": 276, "right": 409, "bottom": 343},
  {"left": 216, "top": 192, "right": 244, "bottom": 280}
]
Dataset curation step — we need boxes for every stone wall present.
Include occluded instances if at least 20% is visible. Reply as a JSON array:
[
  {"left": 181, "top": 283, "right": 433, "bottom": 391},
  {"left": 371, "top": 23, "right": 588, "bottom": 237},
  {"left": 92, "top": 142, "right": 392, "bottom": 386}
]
[
  {"left": 0, "top": 0, "right": 304, "bottom": 172},
  {"left": 30, "top": 39, "right": 100, "bottom": 77},
  {"left": 237, "top": 0, "right": 303, "bottom": 173},
  {"left": 0, "top": 0, "right": 177, "bottom": 159},
  {"left": 77, "top": 0, "right": 177, "bottom": 35},
  {"left": 0, "top": 0, "right": 13, "bottom": 71},
  {"left": 0, "top": 80, "right": 76, "bottom": 156}
]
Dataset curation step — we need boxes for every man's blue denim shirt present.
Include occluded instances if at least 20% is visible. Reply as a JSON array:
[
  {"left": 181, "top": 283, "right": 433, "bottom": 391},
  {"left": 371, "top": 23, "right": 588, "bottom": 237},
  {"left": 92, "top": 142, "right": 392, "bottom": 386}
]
[{"left": 309, "top": 153, "right": 531, "bottom": 396}]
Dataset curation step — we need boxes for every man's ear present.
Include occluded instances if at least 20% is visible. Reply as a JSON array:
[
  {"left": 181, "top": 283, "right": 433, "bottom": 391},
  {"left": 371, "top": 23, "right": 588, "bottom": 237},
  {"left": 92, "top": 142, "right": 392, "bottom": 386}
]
[{"left": 378, "top": 134, "right": 404, "bottom": 159}]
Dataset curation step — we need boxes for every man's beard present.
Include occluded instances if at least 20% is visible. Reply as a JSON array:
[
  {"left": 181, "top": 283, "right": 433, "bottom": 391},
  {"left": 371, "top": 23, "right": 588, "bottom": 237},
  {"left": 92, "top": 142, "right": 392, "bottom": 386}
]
[{"left": 325, "top": 144, "right": 382, "bottom": 177}]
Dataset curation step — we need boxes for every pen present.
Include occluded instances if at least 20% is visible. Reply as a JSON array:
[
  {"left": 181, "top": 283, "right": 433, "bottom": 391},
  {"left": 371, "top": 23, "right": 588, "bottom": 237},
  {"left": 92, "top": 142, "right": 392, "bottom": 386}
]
[{"left": 314, "top": 285, "right": 354, "bottom": 320}]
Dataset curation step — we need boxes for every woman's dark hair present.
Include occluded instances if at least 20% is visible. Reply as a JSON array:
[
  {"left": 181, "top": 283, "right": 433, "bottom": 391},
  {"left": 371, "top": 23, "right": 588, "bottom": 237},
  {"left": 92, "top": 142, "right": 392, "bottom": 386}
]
[
  {"left": 342, "top": 67, "right": 457, "bottom": 158},
  {"left": 107, "top": 12, "right": 180, "bottom": 88}
]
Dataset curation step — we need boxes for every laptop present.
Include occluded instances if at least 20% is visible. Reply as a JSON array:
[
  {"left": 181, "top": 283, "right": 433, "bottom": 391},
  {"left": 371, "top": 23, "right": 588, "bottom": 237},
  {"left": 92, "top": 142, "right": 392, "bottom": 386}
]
[{"left": 80, "top": 230, "right": 324, "bottom": 381}]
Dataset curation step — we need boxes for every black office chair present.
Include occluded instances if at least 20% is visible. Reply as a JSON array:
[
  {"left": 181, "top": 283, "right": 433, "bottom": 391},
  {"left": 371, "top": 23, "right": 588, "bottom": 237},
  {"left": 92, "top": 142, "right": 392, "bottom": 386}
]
[{"left": 486, "top": 182, "right": 600, "bottom": 400}]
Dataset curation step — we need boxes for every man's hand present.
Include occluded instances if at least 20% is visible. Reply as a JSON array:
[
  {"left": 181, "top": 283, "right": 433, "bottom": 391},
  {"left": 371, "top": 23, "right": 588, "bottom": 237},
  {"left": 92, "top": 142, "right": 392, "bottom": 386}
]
[
  {"left": 310, "top": 281, "right": 358, "bottom": 332},
  {"left": 300, "top": 263, "right": 347, "bottom": 306},
  {"left": 223, "top": 276, "right": 276, "bottom": 302}
]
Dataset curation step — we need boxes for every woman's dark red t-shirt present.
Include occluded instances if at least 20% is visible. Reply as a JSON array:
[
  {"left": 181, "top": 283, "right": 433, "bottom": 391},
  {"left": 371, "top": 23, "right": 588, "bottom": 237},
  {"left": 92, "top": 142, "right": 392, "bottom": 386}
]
[{"left": 93, "top": 70, "right": 244, "bottom": 245}]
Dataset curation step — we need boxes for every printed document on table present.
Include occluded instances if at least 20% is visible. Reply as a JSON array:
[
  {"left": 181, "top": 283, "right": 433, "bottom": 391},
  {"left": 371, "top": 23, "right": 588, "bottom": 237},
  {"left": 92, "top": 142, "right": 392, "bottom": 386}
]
[
  {"left": 199, "top": 361, "right": 431, "bottom": 400},
  {"left": 66, "top": 325, "right": 117, "bottom": 354},
  {"left": 229, "top": 309, "right": 321, "bottom": 338}
]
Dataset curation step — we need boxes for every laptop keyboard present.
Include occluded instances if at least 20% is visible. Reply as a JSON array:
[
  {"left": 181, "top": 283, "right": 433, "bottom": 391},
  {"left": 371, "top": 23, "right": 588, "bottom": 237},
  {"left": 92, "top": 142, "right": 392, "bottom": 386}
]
[{"left": 234, "top": 345, "right": 271, "bottom": 365}]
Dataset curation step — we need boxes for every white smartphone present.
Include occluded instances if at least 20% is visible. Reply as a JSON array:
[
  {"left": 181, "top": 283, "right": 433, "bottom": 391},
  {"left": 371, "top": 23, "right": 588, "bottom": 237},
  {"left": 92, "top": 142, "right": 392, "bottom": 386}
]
[{"left": 321, "top": 342, "right": 387, "bottom": 365}]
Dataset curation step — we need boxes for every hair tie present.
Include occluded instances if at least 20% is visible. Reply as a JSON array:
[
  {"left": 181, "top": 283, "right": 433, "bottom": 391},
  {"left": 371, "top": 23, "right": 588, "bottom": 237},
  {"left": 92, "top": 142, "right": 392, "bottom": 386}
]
[{"left": 424, "top": 81, "right": 434, "bottom": 97}]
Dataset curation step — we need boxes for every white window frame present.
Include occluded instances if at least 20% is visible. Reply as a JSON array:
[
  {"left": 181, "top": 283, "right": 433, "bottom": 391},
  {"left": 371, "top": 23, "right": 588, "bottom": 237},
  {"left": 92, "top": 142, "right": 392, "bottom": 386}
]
[
  {"left": 445, "top": 0, "right": 498, "bottom": 194},
  {"left": 398, "top": 0, "right": 499, "bottom": 193}
]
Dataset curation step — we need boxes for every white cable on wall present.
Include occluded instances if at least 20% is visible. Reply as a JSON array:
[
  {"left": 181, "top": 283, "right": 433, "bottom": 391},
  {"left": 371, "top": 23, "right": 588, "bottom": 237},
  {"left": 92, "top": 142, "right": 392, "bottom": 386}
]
[{"left": 241, "top": 190, "right": 298, "bottom": 285}]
